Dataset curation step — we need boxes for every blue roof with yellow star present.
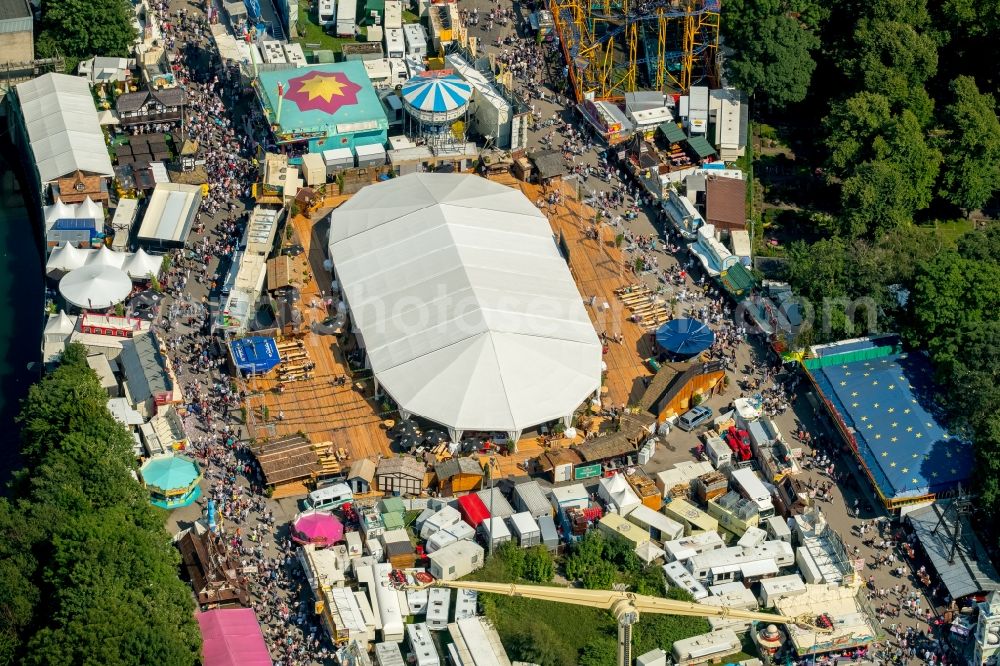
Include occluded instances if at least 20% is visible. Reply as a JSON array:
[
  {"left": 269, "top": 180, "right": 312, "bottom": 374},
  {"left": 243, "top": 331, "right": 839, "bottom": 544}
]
[
  {"left": 256, "top": 62, "right": 388, "bottom": 151},
  {"left": 811, "top": 349, "right": 973, "bottom": 500}
]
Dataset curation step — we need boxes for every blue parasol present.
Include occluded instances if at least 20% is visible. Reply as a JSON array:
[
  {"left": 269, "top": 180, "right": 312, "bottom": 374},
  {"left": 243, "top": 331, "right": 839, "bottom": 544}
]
[{"left": 655, "top": 318, "right": 715, "bottom": 357}]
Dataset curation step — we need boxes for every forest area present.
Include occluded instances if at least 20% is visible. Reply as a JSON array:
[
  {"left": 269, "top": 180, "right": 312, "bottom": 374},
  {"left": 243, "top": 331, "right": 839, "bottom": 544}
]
[{"left": 723, "top": 0, "right": 1000, "bottom": 532}]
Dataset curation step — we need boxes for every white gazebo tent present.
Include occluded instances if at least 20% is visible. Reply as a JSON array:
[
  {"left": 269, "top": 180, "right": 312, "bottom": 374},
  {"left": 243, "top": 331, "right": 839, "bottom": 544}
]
[
  {"left": 123, "top": 247, "right": 162, "bottom": 279},
  {"left": 59, "top": 264, "right": 132, "bottom": 309},
  {"left": 598, "top": 474, "right": 642, "bottom": 515},
  {"left": 328, "top": 173, "right": 602, "bottom": 447},
  {"left": 46, "top": 241, "right": 89, "bottom": 275}
]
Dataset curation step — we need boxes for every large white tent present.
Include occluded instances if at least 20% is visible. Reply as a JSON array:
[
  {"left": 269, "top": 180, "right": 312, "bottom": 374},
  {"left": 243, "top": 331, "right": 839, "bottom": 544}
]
[
  {"left": 46, "top": 243, "right": 164, "bottom": 280},
  {"left": 14, "top": 74, "right": 114, "bottom": 184},
  {"left": 59, "top": 264, "right": 132, "bottom": 309},
  {"left": 328, "top": 173, "right": 602, "bottom": 444}
]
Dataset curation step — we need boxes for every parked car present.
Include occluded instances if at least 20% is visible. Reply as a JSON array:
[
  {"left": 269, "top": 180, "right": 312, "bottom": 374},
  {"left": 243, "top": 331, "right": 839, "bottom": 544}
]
[{"left": 677, "top": 405, "right": 713, "bottom": 431}]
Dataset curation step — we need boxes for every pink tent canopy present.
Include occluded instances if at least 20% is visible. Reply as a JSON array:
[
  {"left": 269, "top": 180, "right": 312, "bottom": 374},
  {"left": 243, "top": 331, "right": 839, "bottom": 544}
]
[
  {"left": 292, "top": 509, "right": 344, "bottom": 546},
  {"left": 197, "top": 608, "right": 271, "bottom": 666}
]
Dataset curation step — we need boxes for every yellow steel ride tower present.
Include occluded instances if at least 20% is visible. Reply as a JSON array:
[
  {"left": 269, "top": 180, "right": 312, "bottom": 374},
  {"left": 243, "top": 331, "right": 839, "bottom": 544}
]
[{"left": 551, "top": 0, "right": 721, "bottom": 102}]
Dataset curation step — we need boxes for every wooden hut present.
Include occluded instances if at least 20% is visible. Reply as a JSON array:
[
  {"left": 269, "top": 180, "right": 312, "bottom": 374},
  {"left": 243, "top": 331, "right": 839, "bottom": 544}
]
[
  {"left": 376, "top": 456, "right": 426, "bottom": 496},
  {"left": 251, "top": 433, "right": 320, "bottom": 497},
  {"left": 434, "top": 457, "right": 484, "bottom": 495},
  {"left": 640, "top": 360, "right": 726, "bottom": 422}
]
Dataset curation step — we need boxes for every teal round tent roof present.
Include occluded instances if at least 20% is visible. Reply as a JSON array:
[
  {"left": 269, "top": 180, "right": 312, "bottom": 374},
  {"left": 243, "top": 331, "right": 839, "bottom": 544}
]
[{"left": 141, "top": 454, "right": 201, "bottom": 492}]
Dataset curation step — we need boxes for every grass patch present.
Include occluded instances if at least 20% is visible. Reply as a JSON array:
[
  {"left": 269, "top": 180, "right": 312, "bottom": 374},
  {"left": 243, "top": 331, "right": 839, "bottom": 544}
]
[
  {"left": 917, "top": 218, "right": 974, "bottom": 245},
  {"left": 467, "top": 536, "right": 713, "bottom": 666},
  {"left": 402, "top": 9, "right": 419, "bottom": 23},
  {"left": 296, "top": 4, "right": 360, "bottom": 54}
]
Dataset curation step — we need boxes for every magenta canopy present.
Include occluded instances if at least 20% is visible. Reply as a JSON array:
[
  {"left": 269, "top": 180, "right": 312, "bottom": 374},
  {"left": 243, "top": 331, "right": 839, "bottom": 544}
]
[
  {"left": 292, "top": 509, "right": 344, "bottom": 546},
  {"left": 197, "top": 608, "right": 271, "bottom": 666}
]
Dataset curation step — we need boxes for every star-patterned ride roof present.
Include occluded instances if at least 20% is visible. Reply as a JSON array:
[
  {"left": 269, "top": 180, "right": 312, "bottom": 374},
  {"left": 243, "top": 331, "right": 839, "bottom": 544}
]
[
  {"left": 256, "top": 63, "right": 388, "bottom": 142},
  {"left": 812, "top": 351, "right": 973, "bottom": 499}
]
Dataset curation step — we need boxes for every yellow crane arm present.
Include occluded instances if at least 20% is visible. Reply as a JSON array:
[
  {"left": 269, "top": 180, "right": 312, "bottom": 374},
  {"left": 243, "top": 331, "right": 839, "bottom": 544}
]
[{"left": 432, "top": 580, "right": 828, "bottom": 631}]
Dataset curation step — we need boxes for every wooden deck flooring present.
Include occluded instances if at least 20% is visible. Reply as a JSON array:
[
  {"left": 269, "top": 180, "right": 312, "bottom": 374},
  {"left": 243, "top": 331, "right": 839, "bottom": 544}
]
[
  {"left": 245, "top": 205, "right": 394, "bottom": 470},
  {"left": 496, "top": 178, "right": 655, "bottom": 409}
]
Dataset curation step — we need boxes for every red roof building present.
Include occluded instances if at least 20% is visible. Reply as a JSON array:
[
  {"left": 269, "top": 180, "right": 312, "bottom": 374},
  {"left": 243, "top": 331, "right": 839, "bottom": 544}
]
[{"left": 457, "top": 493, "right": 491, "bottom": 528}]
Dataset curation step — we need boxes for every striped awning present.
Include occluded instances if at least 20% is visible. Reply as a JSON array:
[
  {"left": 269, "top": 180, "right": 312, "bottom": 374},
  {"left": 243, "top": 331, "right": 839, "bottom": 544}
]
[{"left": 401, "top": 74, "right": 473, "bottom": 114}]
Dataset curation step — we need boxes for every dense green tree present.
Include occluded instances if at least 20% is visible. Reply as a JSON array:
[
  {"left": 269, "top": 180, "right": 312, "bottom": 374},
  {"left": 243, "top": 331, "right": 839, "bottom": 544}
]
[
  {"left": 826, "top": 106, "right": 940, "bottom": 236},
  {"left": 939, "top": 76, "right": 1000, "bottom": 214},
  {"left": 36, "top": 0, "right": 137, "bottom": 60},
  {"left": 523, "top": 546, "right": 555, "bottom": 583},
  {"left": 723, "top": 0, "right": 822, "bottom": 108},
  {"left": 3, "top": 344, "right": 200, "bottom": 666},
  {"left": 848, "top": 18, "right": 939, "bottom": 117},
  {"left": 825, "top": 93, "right": 894, "bottom": 175},
  {"left": 908, "top": 251, "right": 1000, "bottom": 365}
]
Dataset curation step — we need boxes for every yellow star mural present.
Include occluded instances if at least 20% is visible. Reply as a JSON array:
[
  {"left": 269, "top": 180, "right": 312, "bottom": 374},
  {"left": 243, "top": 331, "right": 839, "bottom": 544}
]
[
  {"left": 297, "top": 74, "right": 350, "bottom": 102},
  {"left": 890, "top": 462, "right": 897, "bottom": 468},
  {"left": 860, "top": 416, "right": 868, "bottom": 422},
  {"left": 891, "top": 436, "right": 898, "bottom": 442},
  {"left": 881, "top": 451, "right": 888, "bottom": 457},
  {"left": 891, "top": 422, "right": 898, "bottom": 428}
]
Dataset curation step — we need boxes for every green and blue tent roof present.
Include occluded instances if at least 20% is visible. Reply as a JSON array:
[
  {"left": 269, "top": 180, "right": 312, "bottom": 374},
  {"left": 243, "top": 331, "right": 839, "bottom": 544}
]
[
  {"left": 401, "top": 75, "right": 473, "bottom": 114},
  {"left": 141, "top": 454, "right": 201, "bottom": 492},
  {"left": 811, "top": 352, "right": 973, "bottom": 499}
]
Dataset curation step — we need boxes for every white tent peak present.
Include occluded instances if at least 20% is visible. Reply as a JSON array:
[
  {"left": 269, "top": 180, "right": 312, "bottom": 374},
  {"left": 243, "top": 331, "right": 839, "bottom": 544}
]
[{"left": 44, "top": 310, "right": 77, "bottom": 334}]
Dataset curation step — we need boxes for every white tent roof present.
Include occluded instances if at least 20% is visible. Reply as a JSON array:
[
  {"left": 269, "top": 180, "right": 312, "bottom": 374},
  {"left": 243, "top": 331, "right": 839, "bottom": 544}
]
[
  {"left": 44, "top": 198, "right": 106, "bottom": 230},
  {"left": 599, "top": 474, "right": 641, "bottom": 513},
  {"left": 59, "top": 264, "right": 132, "bottom": 309},
  {"left": 15, "top": 74, "right": 114, "bottom": 183},
  {"left": 46, "top": 242, "right": 89, "bottom": 273},
  {"left": 46, "top": 243, "right": 162, "bottom": 280},
  {"left": 44, "top": 310, "right": 77, "bottom": 336},
  {"left": 123, "top": 248, "right": 162, "bottom": 279},
  {"left": 328, "top": 173, "right": 601, "bottom": 435},
  {"left": 635, "top": 541, "right": 666, "bottom": 564}
]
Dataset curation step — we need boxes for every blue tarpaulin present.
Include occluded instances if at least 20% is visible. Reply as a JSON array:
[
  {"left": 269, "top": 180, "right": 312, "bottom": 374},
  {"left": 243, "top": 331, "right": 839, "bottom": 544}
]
[
  {"left": 230, "top": 337, "right": 281, "bottom": 374},
  {"left": 655, "top": 318, "right": 715, "bottom": 357}
]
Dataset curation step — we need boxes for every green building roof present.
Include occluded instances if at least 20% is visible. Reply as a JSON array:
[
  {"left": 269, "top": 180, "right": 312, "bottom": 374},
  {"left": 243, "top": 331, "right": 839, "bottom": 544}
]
[
  {"left": 686, "top": 135, "right": 718, "bottom": 159},
  {"left": 658, "top": 121, "right": 686, "bottom": 144},
  {"left": 719, "top": 262, "right": 756, "bottom": 297}
]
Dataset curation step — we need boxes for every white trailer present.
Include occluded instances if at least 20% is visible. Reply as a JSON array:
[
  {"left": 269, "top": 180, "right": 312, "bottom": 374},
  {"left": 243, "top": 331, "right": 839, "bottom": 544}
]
[
  {"left": 478, "top": 517, "right": 512, "bottom": 549},
  {"left": 508, "top": 512, "right": 541, "bottom": 548},
  {"left": 454, "top": 589, "right": 478, "bottom": 621},
  {"left": 662, "top": 561, "right": 708, "bottom": 600},
  {"left": 371, "top": 563, "right": 404, "bottom": 641},
  {"left": 426, "top": 587, "right": 451, "bottom": 630},
  {"left": 420, "top": 505, "right": 461, "bottom": 539},
  {"left": 318, "top": 0, "right": 336, "bottom": 26},
  {"left": 336, "top": 0, "right": 357, "bottom": 37},
  {"left": 383, "top": 0, "right": 402, "bottom": 28},
  {"left": 426, "top": 521, "right": 475, "bottom": 553},
  {"left": 402, "top": 22, "right": 427, "bottom": 58},
  {"left": 384, "top": 27, "right": 405, "bottom": 59},
  {"left": 405, "top": 623, "right": 441, "bottom": 666}
]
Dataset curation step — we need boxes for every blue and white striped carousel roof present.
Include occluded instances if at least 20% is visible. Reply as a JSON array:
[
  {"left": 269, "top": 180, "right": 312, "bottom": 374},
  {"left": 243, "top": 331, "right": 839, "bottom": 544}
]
[{"left": 401, "top": 75, "right": 473, "bottom": 113}]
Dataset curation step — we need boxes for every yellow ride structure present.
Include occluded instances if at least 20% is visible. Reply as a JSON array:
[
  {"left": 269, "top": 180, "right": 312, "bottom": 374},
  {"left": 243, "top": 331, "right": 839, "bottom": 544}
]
[
  {"left": 551, "top": 0, "right": 721, "bottom": 102},
  {"left": 431, "top": 579, "right": 830, "bottom": 666}
]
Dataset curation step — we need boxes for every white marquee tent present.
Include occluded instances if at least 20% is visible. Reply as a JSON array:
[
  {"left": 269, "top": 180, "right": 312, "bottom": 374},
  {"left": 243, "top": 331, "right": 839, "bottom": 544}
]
[
  {"left": 328, "top": 173, "right": 601, "bottom": 444},
  {"left": 59, "top": 264, "right": 132, "bottom": 309},
  {"left": 15, "top": 73, "right": 114, "bottom": 184},
  {"left": 46, "top": 243, "right": 163, "bottom": 280},
  {"left": 44, "top": 196, "right": 105, "bottom": 230}
]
